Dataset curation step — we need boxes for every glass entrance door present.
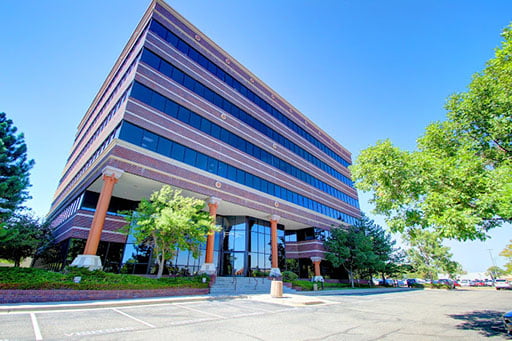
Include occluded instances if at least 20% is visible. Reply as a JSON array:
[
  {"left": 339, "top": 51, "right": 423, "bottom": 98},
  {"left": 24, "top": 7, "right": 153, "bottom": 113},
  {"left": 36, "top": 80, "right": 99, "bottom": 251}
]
[
  {"left": 219, "top": 217, "right": 247, "bottom": 276},
  {"left": 221, "top": 252, "right": 246, "bottom": 276}
]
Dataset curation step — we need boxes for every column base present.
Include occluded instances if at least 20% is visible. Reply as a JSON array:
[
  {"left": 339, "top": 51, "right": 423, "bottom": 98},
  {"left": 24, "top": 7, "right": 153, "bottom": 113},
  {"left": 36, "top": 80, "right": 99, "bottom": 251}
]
[
  {"left": 199, "top": 262, "right": 217, "bottom": 275},
  {"left": 269, "top": 267, "right": 282, "bottom": 278},
  {"left": 70, "top": 255, "right": 102, "bottom": 271},
  {"left": 270, "top": 280, "right": 283, "bottom": 297}
]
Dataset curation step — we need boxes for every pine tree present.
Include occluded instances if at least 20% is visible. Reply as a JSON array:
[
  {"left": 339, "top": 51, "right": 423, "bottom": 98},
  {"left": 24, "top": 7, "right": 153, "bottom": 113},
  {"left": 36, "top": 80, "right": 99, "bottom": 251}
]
[{"left": 0, "top": 112, "right": 34, "bottom": 221}]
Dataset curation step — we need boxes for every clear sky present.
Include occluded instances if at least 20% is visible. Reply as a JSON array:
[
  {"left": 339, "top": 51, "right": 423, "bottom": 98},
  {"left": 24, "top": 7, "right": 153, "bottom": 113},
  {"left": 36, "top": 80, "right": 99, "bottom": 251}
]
[{"left": 0, "top": 0, "right": 510, "bottom": 273}]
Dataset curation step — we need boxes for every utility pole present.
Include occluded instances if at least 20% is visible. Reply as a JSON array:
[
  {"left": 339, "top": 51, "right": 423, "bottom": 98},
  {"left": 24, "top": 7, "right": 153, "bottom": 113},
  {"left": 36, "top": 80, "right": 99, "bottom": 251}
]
[{"left": 488, "top": 249, "right": 497, "bottom": 285}]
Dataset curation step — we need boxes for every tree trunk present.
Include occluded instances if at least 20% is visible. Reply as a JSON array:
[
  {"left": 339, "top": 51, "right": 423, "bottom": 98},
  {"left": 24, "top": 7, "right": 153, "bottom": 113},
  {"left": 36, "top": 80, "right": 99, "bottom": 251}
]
[
  {"left": 157, "top": 251, "right": 165, "bottom": 279},
  {"left": 381, "top": 273, "right": 386, "bottom": 286},
  {"left": 14, "top": 257, "right": 20, "bottom": 267},
  {"left": 349, "top": 271, "right": 354, "bottom": 288}
]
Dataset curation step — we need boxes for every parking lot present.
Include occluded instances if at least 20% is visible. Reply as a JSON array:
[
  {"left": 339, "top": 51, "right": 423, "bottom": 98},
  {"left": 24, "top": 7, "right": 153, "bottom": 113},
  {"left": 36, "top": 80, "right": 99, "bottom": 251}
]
[{"left": 0, "top": 288, "right": 510, "bottom": 340}]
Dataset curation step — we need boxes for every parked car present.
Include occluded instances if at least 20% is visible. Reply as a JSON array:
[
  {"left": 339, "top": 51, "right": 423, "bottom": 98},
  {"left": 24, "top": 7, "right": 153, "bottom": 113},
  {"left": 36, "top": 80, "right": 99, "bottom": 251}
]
[
  {"left": 470, "top": 280, "right": 486, "bottom": 287},
  {"left": 437, "top": 279, "right": 455, "bottom": 288},
  {"left": 495, "top": 279, "right": 511, "bottom": 290},
  {"left": 504, "top": 311, "right": 512, "bottom": 335},
  {"left": 406, "top": 278, "right": 423, "bottom": 287},
  {"left": 453, "top": 281, "right": 461, "bottom": 287},
  {"left": 459, "top": 279, "right": 470, "bottom": 287}
]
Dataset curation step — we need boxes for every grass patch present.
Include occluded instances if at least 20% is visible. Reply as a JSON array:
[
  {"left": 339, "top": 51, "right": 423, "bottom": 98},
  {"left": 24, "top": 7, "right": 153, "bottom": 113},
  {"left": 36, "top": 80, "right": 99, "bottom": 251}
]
[{"left": 0, "top": 267, "right": 209, "bottom": 290}]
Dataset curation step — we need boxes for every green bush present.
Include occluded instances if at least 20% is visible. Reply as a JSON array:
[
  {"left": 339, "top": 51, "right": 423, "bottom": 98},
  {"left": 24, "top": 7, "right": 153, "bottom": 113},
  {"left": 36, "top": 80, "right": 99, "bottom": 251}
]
[
  {"left": 0, "top": 267, "right": 209, "bottom": 290},
  {"left": 252, "top": 269, "right": 270, "bottom": 277},
  {"left": 291, "top": 280, "right": 314, "bottom": 291},
  {"left": 282, "top": 271, "right": 298, "bottom": 282}
]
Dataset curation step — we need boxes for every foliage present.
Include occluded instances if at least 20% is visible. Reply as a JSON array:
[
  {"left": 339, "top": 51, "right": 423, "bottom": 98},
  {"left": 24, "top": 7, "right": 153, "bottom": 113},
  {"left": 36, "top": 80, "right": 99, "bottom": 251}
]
[
  {"left": 0, "top": 212, "right": 52, "bottom": 266},
  {"left": 281, "top": 270, "right": 299, "bottom": 282},
  {"left": 251, "top": 269, "right": 270, "bottom": 277},
  {"left": 486, "top": 265, "right": 506, "bottom": 279},
  {"left": 291, "top": 280, "right": 314, "bottom": 291},
  {"left": 499, "top": 240, "right": 512, "bottom": 274},
  {"left": 324, "top": 224, "right": 378, "bottom": 288},
  {"left": 0, "top": 112, "right": 34, "bottom": 221},
  {"left": 404, "top": 229, "right": 463, "bottom": 279},
  {"left": 358, "top": 214, "right": 403, "bottom": 282},
  {"left": 120, "top": 186, "right": 218, "bottom": 278},
  {"left": 0, "top": 267, "right": 209, "bottom": 290},
  {"left": 350, "top": 25, "right": 512, "bottom": 241}
]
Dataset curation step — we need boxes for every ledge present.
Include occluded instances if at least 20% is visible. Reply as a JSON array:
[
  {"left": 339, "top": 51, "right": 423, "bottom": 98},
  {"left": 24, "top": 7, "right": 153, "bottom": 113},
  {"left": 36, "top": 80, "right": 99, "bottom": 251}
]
[{"left": 0, "top": 288, "right": 209, "bottom": 304}]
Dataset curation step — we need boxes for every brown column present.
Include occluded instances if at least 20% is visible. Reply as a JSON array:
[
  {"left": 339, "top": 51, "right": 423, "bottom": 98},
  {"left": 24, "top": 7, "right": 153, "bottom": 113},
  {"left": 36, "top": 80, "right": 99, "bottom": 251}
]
[
  {"left": 83, "top": 166, "right": 124, "bottom": 255},
  {"left": 205, "top": 197, "right": 221, "bottom": 264},
  {"left": 311, "top": 256, "right": 323, "bottom": 278},
  {"left": 270, "top": 215, "right": 280, "bottom": 269},
  {"left": 313, "top": 260, "right": 321, "bottom": 277}
]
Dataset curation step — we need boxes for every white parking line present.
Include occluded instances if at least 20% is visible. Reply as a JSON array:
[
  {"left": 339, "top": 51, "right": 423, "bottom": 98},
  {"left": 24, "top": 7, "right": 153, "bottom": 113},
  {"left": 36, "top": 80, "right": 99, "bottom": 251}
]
[
  {"left": 112, "top": 308, "right": 156, "bottom": 328},
  {"left": 30, "top": 313, "right": 43, "bottom": 340},
  {"left": 175, "top": 303, "right": 225, "bottom": 318}
]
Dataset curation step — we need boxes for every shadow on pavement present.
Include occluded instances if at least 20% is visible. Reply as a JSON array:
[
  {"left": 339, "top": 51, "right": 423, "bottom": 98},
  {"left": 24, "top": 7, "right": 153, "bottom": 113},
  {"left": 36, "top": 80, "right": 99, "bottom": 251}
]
[{"left": 449, "top": 310, "right": 507, "bottom": 337}]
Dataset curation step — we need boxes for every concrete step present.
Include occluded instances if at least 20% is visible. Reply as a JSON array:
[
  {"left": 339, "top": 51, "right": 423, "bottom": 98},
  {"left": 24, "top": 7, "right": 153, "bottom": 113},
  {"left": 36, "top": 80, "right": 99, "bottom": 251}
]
[{"left": 210, "top": 277, "right": 297, "bottom": 295}]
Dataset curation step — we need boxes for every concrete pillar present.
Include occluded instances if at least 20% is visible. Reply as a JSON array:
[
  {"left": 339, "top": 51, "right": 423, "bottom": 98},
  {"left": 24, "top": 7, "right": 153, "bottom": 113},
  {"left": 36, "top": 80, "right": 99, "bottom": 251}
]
[
  {"left": 311, "top": 256, "right": 324, "bottom": 282},
  {"left": 71, "top": 166, "right": 124, "bottom": 270},
  {"left": 269, "top": 214, "right": 281, "bottom": 278},
  {"left": 200, "top": 197, "right": 221, "bottom": 275}
]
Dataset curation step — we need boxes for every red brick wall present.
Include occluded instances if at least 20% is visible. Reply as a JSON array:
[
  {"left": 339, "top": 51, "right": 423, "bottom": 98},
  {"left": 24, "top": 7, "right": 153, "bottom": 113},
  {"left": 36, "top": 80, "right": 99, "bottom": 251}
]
[{"left": 0, "top": 288, "right": 209, "bottom": 304}]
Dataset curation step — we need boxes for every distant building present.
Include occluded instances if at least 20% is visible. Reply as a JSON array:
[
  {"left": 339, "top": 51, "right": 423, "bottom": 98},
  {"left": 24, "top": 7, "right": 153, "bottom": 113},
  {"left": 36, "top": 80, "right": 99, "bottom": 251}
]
[{"left": 44, "top": 0, "right": 361, "bottom": 278}]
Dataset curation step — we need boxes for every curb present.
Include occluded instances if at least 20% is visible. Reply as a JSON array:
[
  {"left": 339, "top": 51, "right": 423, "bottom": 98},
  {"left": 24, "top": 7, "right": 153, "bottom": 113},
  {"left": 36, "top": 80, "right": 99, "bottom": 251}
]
[{"left": 0, "top": 294, "right": 245, "bottom": 314}]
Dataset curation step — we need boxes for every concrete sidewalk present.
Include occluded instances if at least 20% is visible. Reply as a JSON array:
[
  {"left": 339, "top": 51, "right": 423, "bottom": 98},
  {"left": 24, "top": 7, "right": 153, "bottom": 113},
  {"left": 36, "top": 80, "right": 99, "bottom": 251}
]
[{"left": 0, "top": 287, "right": 417, "bottom": 313}]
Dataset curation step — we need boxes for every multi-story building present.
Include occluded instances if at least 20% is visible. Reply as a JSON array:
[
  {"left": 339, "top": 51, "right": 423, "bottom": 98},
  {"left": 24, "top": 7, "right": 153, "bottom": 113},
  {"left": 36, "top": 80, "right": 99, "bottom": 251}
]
[{"left": 45, "top": 0, "right": 361, "bottom": 278}]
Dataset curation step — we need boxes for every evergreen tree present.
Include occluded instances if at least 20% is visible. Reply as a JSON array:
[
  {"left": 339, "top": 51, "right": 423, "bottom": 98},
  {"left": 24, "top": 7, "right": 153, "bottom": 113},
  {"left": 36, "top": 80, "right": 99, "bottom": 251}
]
[
  {"left": 0, "top": 213, "right": 52, "bottom": 267},
  {"left": 0, "top": 112, "right": 34, "bottom": 221},
  {"left": 324, "top": 224, "right": 377, "bottom": 288}
]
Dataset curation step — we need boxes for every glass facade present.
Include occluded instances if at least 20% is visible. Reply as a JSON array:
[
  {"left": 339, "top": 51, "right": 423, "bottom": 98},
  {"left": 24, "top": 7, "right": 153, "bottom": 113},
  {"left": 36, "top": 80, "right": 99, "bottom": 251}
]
[
  {"left": 138, "top": 48, "right": 354, "bottom": 188},
  {"left": 119, "top": 121, "right": 359, "bottom": 225},
  {"left": 117, "top": 215, "right": 285, "bottom": 276},
  {"left": 130, "top": 81, "right": 358, "bottom": 207},
  {"left": 148, "top": 20, "right": 351, "bottom": 168}
]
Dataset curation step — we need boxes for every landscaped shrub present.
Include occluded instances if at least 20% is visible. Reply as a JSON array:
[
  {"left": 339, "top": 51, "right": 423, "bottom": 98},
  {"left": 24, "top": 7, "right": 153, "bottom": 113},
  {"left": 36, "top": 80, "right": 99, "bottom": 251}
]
[
  {"left": 291, "top": 280, "right": 314, "bottom": 291},
  {"left": 0, "top": 267, "right": 209, "bottom": 290},
  {"left": 252, "top": 269, "right": 270, "bottom": 277},
  {"left": 282, "top": 271, "right": 299, "bottom": 282}
]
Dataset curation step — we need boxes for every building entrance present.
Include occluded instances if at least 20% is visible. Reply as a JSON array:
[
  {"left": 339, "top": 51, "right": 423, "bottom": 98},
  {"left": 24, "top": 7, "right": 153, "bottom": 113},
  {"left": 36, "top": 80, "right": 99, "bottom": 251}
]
[{"left": 217, "top": 216, "right": 285, "bottom": 277}]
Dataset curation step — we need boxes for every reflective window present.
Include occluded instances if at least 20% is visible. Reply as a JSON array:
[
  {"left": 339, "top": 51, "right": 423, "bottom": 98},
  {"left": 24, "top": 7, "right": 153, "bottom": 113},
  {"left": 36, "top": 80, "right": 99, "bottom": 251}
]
[
  {"left": 129, "top": 81, "right": 359, "bottom": 208},
  {"left": 148, "top": 20, "right": 351, "bottom": 168},
  {"left": 138, "top": 49, "right": 355, "bottom": 189},
  {"left": 118, "top": 121, "right": 359, "bottom": 224}
]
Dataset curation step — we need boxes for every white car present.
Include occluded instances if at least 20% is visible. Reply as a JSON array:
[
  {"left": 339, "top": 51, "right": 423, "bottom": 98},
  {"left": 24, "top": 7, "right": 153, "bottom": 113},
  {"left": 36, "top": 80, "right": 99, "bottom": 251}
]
[{"left": 495, "top": 279, "right": 511, "bottom": 290}]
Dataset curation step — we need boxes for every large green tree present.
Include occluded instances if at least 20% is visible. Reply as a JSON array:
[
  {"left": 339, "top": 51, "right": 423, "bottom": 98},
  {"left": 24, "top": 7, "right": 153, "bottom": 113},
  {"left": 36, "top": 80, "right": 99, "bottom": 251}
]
[
  {"left": 324, "top": 224, "right": 378, "bottom": 287},
  {"left": 0, "top": 112, "right": 34, "bottom": 221},
  {"left": 121, "top": 186, "right": 218, "bottom": 278},
  {"left": 350, "top": 25, "right": 512, "bottom": 241},
  {"left": 0, "top": 213, "right": 52, "bottom": 267},
  {"left": 404, "top": 229, "right": 463, "bottom": 279}
]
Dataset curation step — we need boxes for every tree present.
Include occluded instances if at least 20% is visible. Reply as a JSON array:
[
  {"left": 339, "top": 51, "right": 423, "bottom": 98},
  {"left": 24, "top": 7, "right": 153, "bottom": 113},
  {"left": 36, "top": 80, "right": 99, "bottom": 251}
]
[
  {"left": 359, "top": 214, "right": 399, "bottom": 284},
  {"left": 324, "top": 224, "right": 378, "bottom": 288},
  {"left": 350, "top": 25, "right": 512, "bottom": 241},
  {"left": 0, "top": 213, "right": 52, "bottom": 267},
  {"left": 486, "top": 265, "right": 506, "bottom": 280},
  {"left": 499, "top": 240, "right": 512, "bottom": 274},
  {"left": 121, "top": 186, "right": 218, "bottom": 278},
  {"left": 404, "top": 228, "right": 463, "bottom": 279},
  {"left": 0, "top": 112, "right": 35, "bottom": 222}
]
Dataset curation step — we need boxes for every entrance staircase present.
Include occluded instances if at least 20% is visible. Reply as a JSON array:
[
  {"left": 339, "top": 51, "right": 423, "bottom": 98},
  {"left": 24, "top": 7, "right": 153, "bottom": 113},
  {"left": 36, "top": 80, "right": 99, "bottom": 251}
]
[{"left": 209, "top": 277, "right": 297, "bottom": 295}]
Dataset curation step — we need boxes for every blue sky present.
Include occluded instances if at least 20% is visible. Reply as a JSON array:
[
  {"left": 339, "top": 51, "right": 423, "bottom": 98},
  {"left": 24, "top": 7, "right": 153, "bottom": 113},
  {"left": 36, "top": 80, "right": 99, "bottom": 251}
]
[{"left": 0, "top": 1, "right": 510, "bottom": 273}]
